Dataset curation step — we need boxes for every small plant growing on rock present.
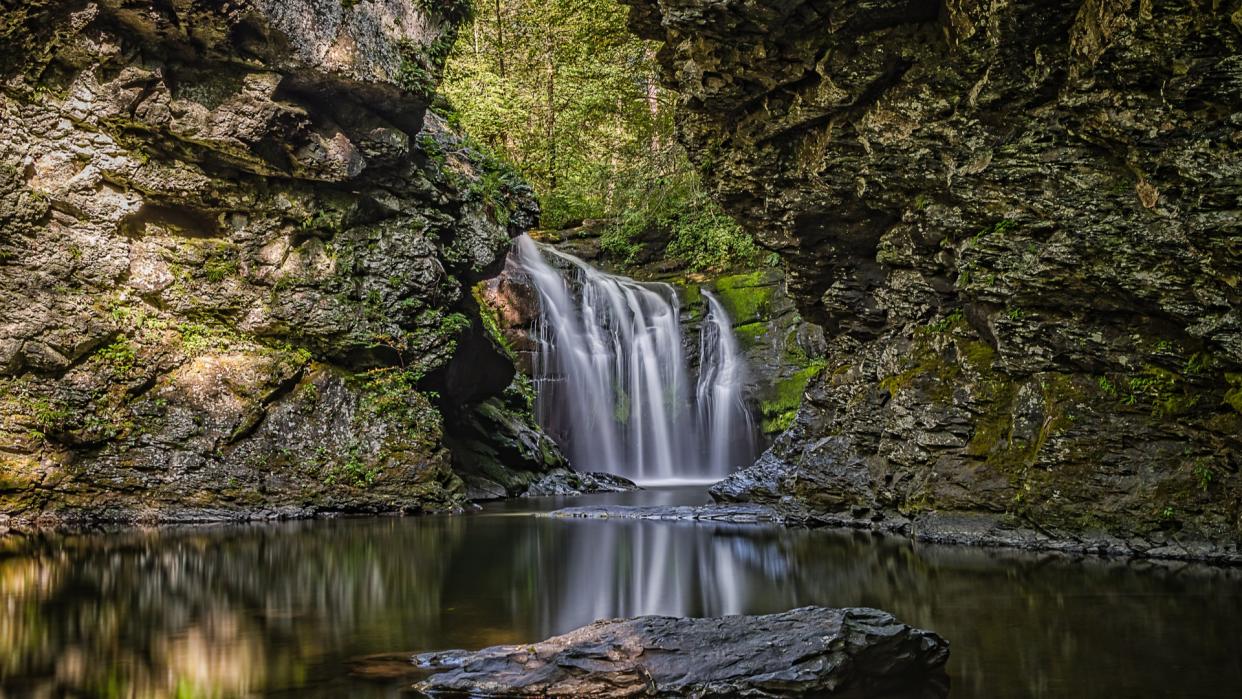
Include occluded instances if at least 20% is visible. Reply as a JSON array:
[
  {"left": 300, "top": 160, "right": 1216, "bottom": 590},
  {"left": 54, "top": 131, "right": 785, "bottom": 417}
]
[
  {"left": 927, "top": 309, "right": 964, "bottom": 334},
  {"left": 95, "top": 336, "right": 137, "bottom": 375},
  {"left": 203, "top": 252, "right": 239, "bottom": 282},
  {"left": 1191, "top": 459, "right": 1215, "bottom": 492}
]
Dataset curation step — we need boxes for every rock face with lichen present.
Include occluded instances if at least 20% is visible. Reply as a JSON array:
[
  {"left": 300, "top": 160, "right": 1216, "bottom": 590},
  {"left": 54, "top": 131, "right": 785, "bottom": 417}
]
[
  {"left": 627, "top": 0, "right": 1242, "bottom": 561},
  {"left": 0, "top": 0, "right": 564, "bottom": 527}
]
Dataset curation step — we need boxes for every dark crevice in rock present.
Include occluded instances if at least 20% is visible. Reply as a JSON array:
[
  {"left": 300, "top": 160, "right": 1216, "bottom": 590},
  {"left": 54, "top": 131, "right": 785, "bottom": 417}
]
[{"left": 119, "top": 203, "right": 223, "bottom": 239}]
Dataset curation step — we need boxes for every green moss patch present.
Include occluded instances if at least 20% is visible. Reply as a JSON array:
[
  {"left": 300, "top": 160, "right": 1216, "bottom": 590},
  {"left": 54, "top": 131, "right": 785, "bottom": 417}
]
[
  {"left": 733, "top": 322, "right": 767, "bottom": 350},
  {"left": 1225, "top": 373, "right": 1242, "bottom": 414},
  {"left": 712, "top": 271, "right": 774, "bottom": 323},
  {"left": 759, "top": 361, "right": 826, "bottom": 434}
]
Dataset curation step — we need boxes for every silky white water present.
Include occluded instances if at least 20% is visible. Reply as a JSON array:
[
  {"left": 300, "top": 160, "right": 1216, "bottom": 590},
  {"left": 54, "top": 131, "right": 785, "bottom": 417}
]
[{"left": 514, "top": 234, "right": 757, "bottom": 481}]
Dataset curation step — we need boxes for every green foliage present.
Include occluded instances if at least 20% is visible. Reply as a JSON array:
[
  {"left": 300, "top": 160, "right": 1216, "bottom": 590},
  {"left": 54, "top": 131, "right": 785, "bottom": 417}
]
[
  {"left": 1191, "top": 458, "right": 1216, "bottom": 492},
  {"left": 657, "top": 184, "right": 758, "bottom": 271},
  {"left": 1097, "top": 376, "right": 1117, "bottom": 397},
  {"left": 30, "top": 396, "right": 72, "bottom": 433},
  {"left": 467, "top": 166, "right": 521, "bottom": 227},
  {"left": 324, "top": 446, "right": 380, "bottom": 488},
  {"left": 927, "top": 309, "right": 964, "bottom": 334},
  {"left": 177, "top": 322, "right": 223, "bottom": 355},
  {"left": 442, "top": 0, "right": 756, "bottom": 269},
  {"left": 203, "top": 253, "right": 238, "bottom": 283},
  {"left": 972, "top": 218, "right": 1018, "bottom": 242},
  {"left": 95, "top": 336, "right": 137, "bottom": 375},
  {"left": 759, "top": 361, "right": 826, "bottom": 433},
  {"left": 1108, "top": 366, "right": 1200, "bottom": 419}
]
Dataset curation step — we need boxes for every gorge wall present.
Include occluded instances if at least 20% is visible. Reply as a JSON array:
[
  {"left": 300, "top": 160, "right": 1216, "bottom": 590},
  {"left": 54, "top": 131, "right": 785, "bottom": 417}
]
[
  {"left": 627, "top": 0, "right": 1242, "bottom": 560},
  {"left": 0, "top": 0, "right": 565, "bottom": 528}
]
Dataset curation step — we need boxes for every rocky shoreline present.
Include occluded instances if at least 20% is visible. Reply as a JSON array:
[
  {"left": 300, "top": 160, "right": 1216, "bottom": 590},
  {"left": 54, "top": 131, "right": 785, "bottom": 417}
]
[{"left": 548, "top": 498, "right": 1242, "bottom": 565}]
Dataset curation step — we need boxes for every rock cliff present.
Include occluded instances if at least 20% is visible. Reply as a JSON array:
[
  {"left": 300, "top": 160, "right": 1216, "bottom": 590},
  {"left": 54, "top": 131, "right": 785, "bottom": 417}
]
[
  {"left": 0, "top": 0, "right": 563, "bottom": 527},
  {"left": 627, "top": 0, "right": 1242, "bottom": 560}
]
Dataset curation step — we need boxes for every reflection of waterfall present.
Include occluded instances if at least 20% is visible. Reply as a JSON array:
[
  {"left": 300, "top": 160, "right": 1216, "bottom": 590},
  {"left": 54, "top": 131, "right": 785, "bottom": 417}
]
[
  {"left": 550, "top": 520, "right": 757, "bottom": 628},
  {"left": 514, "top": 235, "right": 758, "bottom": 481}
]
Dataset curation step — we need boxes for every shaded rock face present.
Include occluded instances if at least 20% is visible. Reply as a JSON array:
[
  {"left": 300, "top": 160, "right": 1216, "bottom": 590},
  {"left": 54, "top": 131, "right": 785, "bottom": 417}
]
[
  {"left": 627, "top": 0, "right": 1242, "bottom": 557},
  {"left": 0, "top": 0, "right": 558, "bottom": 525},
  {"left": 412, "top": 606, "right": 950, "bottom": 698}
]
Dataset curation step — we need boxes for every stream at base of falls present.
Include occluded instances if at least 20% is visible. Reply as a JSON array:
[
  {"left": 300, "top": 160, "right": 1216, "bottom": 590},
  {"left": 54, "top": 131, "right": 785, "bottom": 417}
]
[{"left": 2, "top": 487, "right": 1240, "bottom": 698}]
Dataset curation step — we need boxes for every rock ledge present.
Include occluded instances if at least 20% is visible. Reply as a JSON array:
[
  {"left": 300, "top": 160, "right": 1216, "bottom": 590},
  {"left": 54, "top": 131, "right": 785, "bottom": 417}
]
[{"left": 546, "top": 503, "right": 780, "bottom": 523}]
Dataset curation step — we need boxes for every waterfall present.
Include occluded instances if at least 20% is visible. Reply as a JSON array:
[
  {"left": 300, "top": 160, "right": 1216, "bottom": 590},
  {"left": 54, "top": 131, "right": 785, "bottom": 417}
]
[
  {"left": 697, "top": 291, "right": 757, "bottom": 474},
  {"left": 514, "top": 234, "right": 757, "bottom": 482}
]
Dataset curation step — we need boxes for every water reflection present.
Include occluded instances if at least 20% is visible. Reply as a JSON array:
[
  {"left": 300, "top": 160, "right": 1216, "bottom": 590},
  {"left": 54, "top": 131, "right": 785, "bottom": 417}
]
[{"left": 2, "top": 490, "right": 1241, "bottom": 697}]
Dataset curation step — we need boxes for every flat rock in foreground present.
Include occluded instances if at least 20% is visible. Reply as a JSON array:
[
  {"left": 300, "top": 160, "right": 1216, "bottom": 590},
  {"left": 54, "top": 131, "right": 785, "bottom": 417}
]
[{"left": 412, "top": 606, "right": 949, "bottom": 698}]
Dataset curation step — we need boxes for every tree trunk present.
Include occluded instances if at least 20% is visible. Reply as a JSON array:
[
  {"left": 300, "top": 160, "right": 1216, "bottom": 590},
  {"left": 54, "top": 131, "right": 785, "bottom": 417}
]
[
  {"left": 545, "top": 29, "right": 558, "bottom": 191},
  {"left": 494, "top": 0, "right": 506, "bottom": 78}
]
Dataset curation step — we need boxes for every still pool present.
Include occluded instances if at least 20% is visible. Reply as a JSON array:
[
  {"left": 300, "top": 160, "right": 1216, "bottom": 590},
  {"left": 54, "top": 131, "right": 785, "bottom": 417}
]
[{"left": 2, "top": 487, "right": 1240, "bottom": 697}]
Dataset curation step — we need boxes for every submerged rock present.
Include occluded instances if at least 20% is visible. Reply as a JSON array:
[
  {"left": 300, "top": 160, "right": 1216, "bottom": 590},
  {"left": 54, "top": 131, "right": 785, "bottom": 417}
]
[
  {"left": 412, "top": 606, "right": 949, "bottom": 698},
  {"left": 522, "top": 469, "right": 640, "bottom": 497}
]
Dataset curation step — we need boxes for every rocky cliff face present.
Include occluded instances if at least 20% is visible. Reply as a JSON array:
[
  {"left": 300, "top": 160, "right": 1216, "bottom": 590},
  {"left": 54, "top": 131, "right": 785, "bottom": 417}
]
[
  {"left": 0, "top": 0, "right": 563, "bottom": 528},
  {"left": 627, "top": 0, "right": 1242, "bottom": 560}
]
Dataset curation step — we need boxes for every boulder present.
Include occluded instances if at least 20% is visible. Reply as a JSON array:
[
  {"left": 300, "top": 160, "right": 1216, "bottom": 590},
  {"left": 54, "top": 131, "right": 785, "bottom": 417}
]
[
  {"left": 523, "top": 469, "right": 640, "bottom": 497},
  {"left": 412, "top": 606, "right": 950, "bottom": 698}
]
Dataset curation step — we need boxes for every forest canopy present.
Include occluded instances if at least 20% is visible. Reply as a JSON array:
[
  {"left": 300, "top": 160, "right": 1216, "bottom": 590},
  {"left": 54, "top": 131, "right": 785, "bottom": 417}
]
[{"left": 440, "top": 0, "right": 758, "bottom": 271}]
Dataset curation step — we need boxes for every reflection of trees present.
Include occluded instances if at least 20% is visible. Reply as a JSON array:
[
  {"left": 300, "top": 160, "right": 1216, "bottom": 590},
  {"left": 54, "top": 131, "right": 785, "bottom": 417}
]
[
  {"left": 0, "top": 517, "right": 466, "bottom": 697},
  {"left": 3, "top": 513, "right": 1240, "bottom": 697}
]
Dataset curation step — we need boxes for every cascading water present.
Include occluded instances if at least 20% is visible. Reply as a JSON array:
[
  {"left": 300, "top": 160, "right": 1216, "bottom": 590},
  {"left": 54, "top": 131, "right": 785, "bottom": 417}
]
[
  {"left": 697, "top": 290, "right": 757, "bottom": 473},
  {"left": 514, "top": 234, "right": 758, "bottom": 482}
]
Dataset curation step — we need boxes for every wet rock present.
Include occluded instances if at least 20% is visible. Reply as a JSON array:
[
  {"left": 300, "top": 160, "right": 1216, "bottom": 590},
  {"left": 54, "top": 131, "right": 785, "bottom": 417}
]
[
  {"left": 523, "top": 469, "right": 640, "bottom": 497},
  {"left": 412, "top": 606, "right": 949, "bottom": 698},
  {"left": 627, "top": 0, "right": 1242, "bottom": 559},
  {"left": 547, "top": 502, "right": 780, "bottom": 524}
]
